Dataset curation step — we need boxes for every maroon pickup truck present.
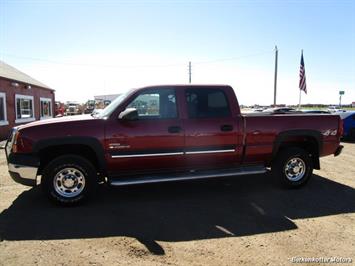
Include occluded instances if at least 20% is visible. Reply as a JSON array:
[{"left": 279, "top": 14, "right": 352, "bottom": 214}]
[{"left": 5, "top": 85, "right": 343, "bottom": 205}]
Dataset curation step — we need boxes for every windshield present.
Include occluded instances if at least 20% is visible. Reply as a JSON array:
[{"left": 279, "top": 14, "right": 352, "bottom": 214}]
[{"left": 96, "top": 90, "right": 131, "bottom": 118}]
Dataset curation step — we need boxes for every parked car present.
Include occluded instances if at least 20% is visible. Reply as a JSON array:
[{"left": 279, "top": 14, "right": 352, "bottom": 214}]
[
  {"left": 338, "top": 111, "right": 355, "bottom": 140},
  {"left": 55, "top": 101, "right": 65, "bottom": 117},
  {"left": 262, "top": 107, "right": 301, "bottom": 114},
  {"left": 84, "top": 100, "right": 96, "bottom": 114},
  {"left": 5, "top": 85, "right": 343, "bottom": 205},
  {"left": 104, "top": 100, "right": 111, "bottom": 107},
  {"left": 252, "top": 108, "right": 265, "bottom": 113},
  {"left": 327, "top": 106, "right": 346, "bottom": 113},
  {"left": 303, "top": 110, "right": 331, "bottom": 114},
  {"left": 65, "top": 102, "right": 82, "bottom": 116}
]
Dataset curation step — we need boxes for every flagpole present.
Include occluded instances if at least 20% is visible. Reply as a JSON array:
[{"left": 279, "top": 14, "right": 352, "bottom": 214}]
[
  {"left": 298, "top": 49, "right": 303, "bottom": 110},
  {"left": 298, "top": 88, "right": 301, "bottom": 110}
]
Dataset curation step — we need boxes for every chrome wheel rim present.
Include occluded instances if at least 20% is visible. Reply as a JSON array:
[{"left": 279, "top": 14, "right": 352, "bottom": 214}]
[
  {"left": 284, "top": 157, "right": 306, "bottom": 182},
  {"left": 53, "top": 167, "right": 86, "bottom": 198}
]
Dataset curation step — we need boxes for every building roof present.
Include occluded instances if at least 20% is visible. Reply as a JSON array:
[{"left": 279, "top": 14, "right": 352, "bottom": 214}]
[{"left": 0, "top": 60, "right": 52, "bottom": 90}]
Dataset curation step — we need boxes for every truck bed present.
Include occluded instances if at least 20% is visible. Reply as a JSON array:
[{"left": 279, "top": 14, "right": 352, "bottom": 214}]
[{"left": 242, "top": 113, "right": 341, "bottom": 164}]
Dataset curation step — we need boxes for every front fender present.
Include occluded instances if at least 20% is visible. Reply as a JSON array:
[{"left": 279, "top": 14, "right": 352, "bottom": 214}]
[{"left": 33, "top": 136, "right": 107, "bottom": 176}]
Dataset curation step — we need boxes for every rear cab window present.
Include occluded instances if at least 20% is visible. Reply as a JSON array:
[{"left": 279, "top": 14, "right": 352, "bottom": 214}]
[{"left": 185, "top": 88, "right": 231, "bottom": 118}]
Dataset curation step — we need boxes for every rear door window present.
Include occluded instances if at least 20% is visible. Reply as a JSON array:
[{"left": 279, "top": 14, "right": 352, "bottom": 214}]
[{"left": 185, "top": 88, "right": 230, "bottom": 118}]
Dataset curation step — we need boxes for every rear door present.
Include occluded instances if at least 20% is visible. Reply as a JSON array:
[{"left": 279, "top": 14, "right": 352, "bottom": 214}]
[{"left": 182, "top": 86, "right": 242, "bottom": 169}]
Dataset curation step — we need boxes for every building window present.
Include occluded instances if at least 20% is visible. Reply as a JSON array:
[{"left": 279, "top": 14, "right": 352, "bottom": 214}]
[
  {"left": 40, "top": 97, "right": 52, "bottom": 119},
  {"left": 0, "top": 92, "right": 9, "bottom": 126},
  {"left": 15, "top": 94, "right": 35, "bottom": 123}
]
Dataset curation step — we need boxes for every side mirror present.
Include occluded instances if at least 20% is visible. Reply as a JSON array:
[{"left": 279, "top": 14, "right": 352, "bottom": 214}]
[{"left": 118, "top": 108, "right": 138, "bottom": 121}]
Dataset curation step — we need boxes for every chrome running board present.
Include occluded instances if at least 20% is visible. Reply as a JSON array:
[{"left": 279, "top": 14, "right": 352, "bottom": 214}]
[{"left": 109, "top": 165, "right": 267, "bottom": 186}]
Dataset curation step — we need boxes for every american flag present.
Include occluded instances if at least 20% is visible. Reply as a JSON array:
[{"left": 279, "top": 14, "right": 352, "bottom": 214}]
[{"left": 299, "top": 51, "right": 307, "bottom": 94}]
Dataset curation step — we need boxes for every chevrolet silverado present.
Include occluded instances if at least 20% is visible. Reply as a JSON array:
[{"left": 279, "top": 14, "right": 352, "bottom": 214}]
[{"left": 5, "top": 85, "right": 344, "bottom": 205}]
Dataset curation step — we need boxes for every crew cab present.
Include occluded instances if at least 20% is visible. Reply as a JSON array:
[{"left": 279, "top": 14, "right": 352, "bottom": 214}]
[{"left": 5, "top": 85, "right": 344, "bottom": 205}]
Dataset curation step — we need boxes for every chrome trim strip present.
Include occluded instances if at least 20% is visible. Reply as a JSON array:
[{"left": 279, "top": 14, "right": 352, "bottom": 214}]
[
  {"left": 111, "top": 152, "right": 184, "bottom": 158},
  {"left": 110, "top": 168, "right": 267, "bottom": 186},
  {"left": 111, "top": 149, "right": 236, "bottom": 158},
  {"left": 8, "top": 163, "right": 38, "bottom": 181},
  {"left": 185, "top": 149, "right": 236, "bottom": 155}
]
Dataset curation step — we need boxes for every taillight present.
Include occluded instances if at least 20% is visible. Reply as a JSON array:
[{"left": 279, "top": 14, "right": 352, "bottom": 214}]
[{"left": 338, "top": 118, "right": 343, "bottom": 138}]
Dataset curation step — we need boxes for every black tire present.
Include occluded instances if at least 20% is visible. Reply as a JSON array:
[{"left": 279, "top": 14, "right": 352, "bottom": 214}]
[
  {"left": 41, "top": 155, "right": 98, "bottom": 206},
  {"left": 272, "top": 147, "right": 313, "bottom": 188}
]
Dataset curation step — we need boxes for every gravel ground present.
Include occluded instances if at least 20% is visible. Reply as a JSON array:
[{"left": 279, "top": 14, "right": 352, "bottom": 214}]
[{"left": 0, "top": 143, "right": 354, "bottom": 266}]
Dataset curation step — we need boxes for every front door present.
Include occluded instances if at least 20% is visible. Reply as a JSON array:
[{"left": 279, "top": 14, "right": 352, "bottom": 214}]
[{"left": 105, "top": 87, "right": 185, "bottom": 176}]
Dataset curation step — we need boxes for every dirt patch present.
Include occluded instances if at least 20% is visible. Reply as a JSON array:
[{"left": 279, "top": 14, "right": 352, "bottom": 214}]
[{"left": 0, "top": 143, "right": 354, "bottom": 265}]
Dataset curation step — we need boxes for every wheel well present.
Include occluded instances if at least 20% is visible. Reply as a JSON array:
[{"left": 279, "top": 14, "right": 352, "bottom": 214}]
[
  {"left": 273, "top": 135, "right": 320, "bottom": 169},
  {"left": 38, "top": 144, "right": 101, "bottom": 175}
]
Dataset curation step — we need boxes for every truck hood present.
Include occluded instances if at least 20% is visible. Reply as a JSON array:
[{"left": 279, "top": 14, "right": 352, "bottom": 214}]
[{"left": 18, "top": 114, "right": 97, "bottom": 130}]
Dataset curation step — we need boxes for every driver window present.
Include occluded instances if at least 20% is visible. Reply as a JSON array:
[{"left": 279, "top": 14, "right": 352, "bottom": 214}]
[{"left": 127, "top": 88, "right": 177, "bottom": 119}]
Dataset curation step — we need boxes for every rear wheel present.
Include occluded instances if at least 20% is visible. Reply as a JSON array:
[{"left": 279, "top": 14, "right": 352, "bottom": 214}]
[
  {"left": 272, "top": 147, "right": 313, "bottom": 188},
  {"left": 41, "top": 155, "right": 97, "bottom": 205}
]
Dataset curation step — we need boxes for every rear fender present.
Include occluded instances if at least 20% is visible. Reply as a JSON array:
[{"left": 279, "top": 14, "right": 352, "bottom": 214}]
[{"left": 272, "top": 130, "right": 322, "bottom": 170}]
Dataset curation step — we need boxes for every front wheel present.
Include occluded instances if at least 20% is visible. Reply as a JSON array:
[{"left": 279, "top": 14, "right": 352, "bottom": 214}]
[
  {"left": 272, "top": 147, "right": 313, "bottom": 188},
  {"left": 41, "top": 155, "right": 97, "bottom": 205}
]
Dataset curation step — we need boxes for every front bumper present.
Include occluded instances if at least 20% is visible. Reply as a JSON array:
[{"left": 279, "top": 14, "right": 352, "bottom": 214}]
[
  {"left": 8, "top": 163, "right": 38, "bottom": 186},
  {"left": 334, "top": 145, "right": 344, "bottom": 157}
]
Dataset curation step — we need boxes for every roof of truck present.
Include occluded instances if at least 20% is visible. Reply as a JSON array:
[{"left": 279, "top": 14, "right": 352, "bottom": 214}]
[{"left": 140, "top": 84, "right": 232, "bottom": 89}]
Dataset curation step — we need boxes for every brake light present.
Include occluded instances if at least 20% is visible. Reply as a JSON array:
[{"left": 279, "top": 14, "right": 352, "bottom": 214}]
[{"left": 338, "top": 118, "right": 343, "bottom": 138}]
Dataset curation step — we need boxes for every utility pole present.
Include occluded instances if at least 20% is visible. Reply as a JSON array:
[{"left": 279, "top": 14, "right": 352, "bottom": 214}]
[
  {"left": 339, "top": 90, "right": 345, "bottom": 108},
  {"left": 273, "top": 46, "right": 278, "bottom": 106},
  {"left": 188, "top": 61, "right": 192, "bottom": 84}
]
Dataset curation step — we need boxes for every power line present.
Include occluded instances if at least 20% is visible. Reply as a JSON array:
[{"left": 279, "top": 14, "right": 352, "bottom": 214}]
[
  {"left": 193, "top": 50, "right": 274, "bottom": 65},
  {"left": 1, "top": 49, "right": 274, "bottom": 69},
  {"left": 0, "top": 53, "right": 185, "bottom": 69}
]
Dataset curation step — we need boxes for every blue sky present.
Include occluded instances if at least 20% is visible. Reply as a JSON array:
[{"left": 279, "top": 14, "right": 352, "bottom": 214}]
[{"left": 1, "top": 0, "right": 354, "bottom": 105}]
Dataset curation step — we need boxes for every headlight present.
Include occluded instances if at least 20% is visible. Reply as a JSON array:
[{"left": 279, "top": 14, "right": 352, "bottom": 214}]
[{"left": 11, "top": 130, "right": 21, "bottom": 153}]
